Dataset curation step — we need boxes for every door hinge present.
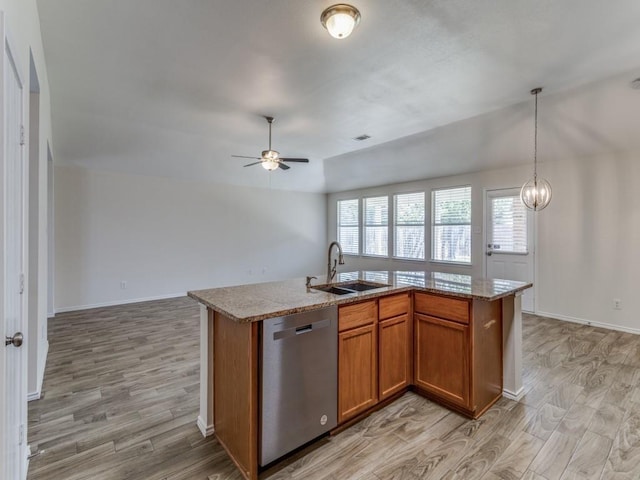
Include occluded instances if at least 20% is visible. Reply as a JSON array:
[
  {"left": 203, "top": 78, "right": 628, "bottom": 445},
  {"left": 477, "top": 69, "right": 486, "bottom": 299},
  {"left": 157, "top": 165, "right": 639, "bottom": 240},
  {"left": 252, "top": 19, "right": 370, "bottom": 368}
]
[
  {"left": 20, "top": 125, "right": 25, "bottom": 146},
  {"left": 19, "top": 273, "right": 24, "bottom": 295},
  {"left": 19, "top": 424, "right": 24, "bottom": 445}
]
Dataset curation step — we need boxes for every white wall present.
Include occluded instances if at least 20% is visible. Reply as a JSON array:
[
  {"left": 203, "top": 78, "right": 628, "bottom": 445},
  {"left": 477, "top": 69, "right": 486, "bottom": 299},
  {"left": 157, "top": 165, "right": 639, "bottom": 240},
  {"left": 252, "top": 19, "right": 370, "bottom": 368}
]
[
  {"left": 0, "top": 1, "right": 53, "bottom": 394},
  {"left": 55, "top": 166, "right": 327, "bottom": 311},
  {"left": 536, "top": 151, "right": 640, "bottom": 333},
  {"left": 329, "top": 154, "right": 640, "bottom": 334}
]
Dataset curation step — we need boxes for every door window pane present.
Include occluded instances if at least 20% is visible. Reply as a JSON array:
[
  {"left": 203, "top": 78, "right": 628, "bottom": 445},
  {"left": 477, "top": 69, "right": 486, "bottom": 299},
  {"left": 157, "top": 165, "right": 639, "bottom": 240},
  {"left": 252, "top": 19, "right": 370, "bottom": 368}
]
[{"left": 491, "top": 196, "right": 527, "bottom": 253}]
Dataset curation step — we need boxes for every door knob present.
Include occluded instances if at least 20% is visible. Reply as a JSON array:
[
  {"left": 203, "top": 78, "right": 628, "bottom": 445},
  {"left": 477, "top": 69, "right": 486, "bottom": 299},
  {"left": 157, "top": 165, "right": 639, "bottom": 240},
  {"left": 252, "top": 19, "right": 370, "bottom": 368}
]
[{"left": 5, "top": 332, "right": 23, "bottom": 347}]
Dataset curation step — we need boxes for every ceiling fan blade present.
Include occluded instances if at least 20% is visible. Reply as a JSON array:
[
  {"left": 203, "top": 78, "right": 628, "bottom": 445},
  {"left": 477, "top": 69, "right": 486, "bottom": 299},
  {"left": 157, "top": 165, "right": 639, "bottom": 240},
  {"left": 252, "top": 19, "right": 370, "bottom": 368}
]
[
  {"left": 232, "top": 155, "right": 261, "bottom": 160},
  {"left": 278, "top": 162, "right": 291, "bottom": 170},
  {"left": 243, "top": 161, "right": 263, "bottom": 167},
  {"left": 280, "top": 158, "right": 309, "bottom": 163}
]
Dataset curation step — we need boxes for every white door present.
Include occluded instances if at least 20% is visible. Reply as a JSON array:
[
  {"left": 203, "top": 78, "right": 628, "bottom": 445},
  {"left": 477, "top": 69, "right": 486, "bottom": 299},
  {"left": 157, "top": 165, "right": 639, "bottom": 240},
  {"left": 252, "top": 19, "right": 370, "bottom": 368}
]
[
  {"left": 485, "top": 189, "right": 535, "bottom": 312},
  {"left": 2, "top": 20, "right": 27, "bottom": 480}
]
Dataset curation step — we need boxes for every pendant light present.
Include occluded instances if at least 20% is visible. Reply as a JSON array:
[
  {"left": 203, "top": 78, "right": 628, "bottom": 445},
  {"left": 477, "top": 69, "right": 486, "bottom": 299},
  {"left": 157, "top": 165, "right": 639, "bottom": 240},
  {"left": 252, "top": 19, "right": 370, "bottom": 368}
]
[
  {"left": 321, "top": 4, "right": 361, "bottom": 39},
  {"left": 520, "top": 87, "right": 552, "bottom": 211}
]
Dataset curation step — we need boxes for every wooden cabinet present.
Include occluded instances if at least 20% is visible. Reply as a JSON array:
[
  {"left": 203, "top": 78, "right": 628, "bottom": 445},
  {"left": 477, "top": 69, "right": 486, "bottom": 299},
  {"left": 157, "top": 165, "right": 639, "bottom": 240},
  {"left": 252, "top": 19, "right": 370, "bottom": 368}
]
[
  {"left": 378, "top": 293, "right": 411, "bottom": 400},
  {"left": 414, "top": 313, "right": 470, "bottom": 407},
  {"left": 337, "top": 290, "right": 502, "bottom": 424},
  {"left": 338, "top": 300, "right": 378, "bottom": 422},
  {"left": 413, "top": 292, "right": 502, "bottom": 418}
]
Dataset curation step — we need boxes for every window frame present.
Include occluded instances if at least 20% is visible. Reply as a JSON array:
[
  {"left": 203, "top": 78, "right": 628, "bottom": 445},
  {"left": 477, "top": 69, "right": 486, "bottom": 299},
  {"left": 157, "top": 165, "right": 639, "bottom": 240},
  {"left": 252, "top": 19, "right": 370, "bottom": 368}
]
[
  {"left": 337, "top": 198, "right": 360, "bottom": 256},
  {"left": 393, "top": 191, "right": 426, "bottom": 261},
  {"left": 430, "top": 185, "right": 472, "bottom": 266},
  {"left": 362, "top": 195, "right": 389, "bottom": 258}
]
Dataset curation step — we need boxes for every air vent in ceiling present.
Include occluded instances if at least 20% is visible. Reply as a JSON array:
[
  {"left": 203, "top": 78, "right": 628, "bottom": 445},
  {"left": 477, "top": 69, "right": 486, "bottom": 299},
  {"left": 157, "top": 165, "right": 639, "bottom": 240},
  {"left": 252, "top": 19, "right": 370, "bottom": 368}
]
[{"left": 353, "top": 134, "right": 371, "bottom": 141}]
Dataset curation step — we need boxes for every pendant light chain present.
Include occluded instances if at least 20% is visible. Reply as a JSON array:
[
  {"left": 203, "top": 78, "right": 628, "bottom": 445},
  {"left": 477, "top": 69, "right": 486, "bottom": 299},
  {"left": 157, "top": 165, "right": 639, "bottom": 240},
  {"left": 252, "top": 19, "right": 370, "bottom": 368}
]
[{"left": 533, "top": 90, "right": 538, "bottom": 182}]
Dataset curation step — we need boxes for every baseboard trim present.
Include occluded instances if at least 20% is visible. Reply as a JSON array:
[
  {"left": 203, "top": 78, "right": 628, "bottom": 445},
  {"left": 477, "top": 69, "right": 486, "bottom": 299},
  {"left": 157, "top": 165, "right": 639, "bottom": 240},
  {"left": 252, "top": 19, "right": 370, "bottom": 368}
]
[
  {"left": 502, "top": 386, "right": 525, "bottom": 401},
  {"left": 55, "top": 292, "right": 186, "bottom": 314},
  {"left": 536, "top": 311, "right": 640, "bottom": 335},
  {"left": 28, "top": 340, "right": 49, "bottom": 402},
  {"left": 27, "top": 390, "right": 41, "bottom": 402},
  {"left": 197, "top": 416, "right": 215, "bottom": 437}
]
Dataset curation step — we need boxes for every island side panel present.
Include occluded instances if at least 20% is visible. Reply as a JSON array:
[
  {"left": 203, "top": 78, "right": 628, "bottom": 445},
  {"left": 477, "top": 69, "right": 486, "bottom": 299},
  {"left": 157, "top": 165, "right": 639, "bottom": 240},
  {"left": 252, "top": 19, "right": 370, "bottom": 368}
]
[
  {"left": 471, "top": 298, "right": 503, "bottom": 416},
  {"left": 198, "top": 305, "right": 215, "bottom": 436},
  {"left": 501, "top": 294, "right": 524, "bottom": 399},
  {"left": 214, "top": 312, "right": 259, "bottom": 480}
]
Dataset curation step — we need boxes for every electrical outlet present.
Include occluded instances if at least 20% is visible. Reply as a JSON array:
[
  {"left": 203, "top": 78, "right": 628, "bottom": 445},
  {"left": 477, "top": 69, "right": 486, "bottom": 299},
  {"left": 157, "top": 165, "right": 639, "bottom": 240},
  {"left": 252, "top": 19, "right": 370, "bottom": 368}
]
[
  {"left": 120, "top": 281, "right": 127, "bottom": 290},
  {"left": 613, "top": 298, "right": 622, "bottom": 310}
]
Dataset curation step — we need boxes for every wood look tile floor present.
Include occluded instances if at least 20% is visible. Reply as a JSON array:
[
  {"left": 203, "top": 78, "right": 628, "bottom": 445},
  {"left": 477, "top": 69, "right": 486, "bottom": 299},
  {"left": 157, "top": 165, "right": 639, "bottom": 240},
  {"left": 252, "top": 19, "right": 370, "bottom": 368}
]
[{"left": 28, "top": 297, "right": 640, "bottom": 480}]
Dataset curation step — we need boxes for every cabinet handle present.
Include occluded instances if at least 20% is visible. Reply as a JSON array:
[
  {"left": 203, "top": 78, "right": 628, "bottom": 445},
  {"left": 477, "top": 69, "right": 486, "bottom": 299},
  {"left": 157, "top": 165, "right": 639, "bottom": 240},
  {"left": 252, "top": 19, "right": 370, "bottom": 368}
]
[{"left": 483, "top": 319, "right": 496, "bottom": 330}]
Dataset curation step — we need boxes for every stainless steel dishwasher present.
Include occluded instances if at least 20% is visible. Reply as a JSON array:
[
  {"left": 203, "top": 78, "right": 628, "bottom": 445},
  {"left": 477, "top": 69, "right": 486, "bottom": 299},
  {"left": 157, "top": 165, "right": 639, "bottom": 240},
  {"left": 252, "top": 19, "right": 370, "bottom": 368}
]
[{"left": 261, "top": 305, "right": 337, "bottom": 466}]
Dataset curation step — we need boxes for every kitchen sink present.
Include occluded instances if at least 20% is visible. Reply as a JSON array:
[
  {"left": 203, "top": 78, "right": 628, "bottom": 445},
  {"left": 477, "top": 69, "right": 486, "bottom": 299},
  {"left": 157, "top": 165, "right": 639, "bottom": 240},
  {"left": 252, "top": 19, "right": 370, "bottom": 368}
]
[
  {"left": 312, "top": 280, "right": 390, "bottom": 295},
  {"left": 338, "top": 281, "right": 388, "bottom": 292},
  {"left": 314, "top": 286, "right": 355, "bottom": 295}
]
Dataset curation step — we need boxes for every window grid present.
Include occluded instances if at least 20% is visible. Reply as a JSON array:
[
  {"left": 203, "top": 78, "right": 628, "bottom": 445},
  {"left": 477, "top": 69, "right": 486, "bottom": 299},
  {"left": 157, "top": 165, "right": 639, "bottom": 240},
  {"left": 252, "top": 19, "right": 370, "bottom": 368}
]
[
  {"left": 363, "top": 196, "right": 388, "bottom": 257},
  {"left": 337, "top": 199, "right": 359, "bottom": 255},
  {"left": 431, "top": 186, "right": 472, "bottom": 264},
  {"left": 394, "top": 192, "right": 425, "bottom": 260}
]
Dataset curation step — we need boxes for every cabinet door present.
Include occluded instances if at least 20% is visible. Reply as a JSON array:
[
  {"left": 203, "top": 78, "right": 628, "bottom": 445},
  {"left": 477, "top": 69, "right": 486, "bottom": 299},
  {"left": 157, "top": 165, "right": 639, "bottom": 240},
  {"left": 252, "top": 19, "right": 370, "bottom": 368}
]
[
  {"left": 338, "top": 323, "right": 378, "bottom": 422},
  {"left": 378, "top": 314, "right": 410, "bottom": 400},
  {"left": 414, "top": 313, "right": 470, "bottom": 408}
]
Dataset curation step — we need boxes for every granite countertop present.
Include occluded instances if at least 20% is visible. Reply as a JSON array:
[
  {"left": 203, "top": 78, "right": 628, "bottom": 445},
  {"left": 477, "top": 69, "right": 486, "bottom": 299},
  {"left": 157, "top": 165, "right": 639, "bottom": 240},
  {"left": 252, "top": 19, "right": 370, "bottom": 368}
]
[{"left": 187, "top": 270, "right": 532, "bottom": 323}]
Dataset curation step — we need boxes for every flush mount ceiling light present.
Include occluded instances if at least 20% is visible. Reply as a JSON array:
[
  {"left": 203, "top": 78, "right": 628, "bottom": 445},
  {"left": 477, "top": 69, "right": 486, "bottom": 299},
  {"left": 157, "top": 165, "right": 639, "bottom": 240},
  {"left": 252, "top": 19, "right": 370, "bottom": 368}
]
[
  {"left": 321, "top": 4, "right": 361, "bottom": 39},
  {"left": 520, "top": 88, "right": 552, "bottom": 211}
]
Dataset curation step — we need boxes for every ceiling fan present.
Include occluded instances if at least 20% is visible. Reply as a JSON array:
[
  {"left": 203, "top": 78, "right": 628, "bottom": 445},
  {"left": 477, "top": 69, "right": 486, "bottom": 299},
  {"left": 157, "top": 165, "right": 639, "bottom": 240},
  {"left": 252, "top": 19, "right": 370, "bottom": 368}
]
[{"left": 232, "top": 116, "right": 309, "bottom": 171}]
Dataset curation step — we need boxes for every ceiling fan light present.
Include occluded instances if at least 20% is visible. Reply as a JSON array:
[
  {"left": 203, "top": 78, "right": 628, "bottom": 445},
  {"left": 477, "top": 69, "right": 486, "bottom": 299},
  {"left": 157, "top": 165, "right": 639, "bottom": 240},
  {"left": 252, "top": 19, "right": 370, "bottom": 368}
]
[
  {"left": 261, "top": 159, "right": 279, "bottom": 171},
  {"left": 262, "top": 149, "right": 279, "bottom": 161},
  {"left": 321, "top": 4, "right": 361, "bottom": 39}
]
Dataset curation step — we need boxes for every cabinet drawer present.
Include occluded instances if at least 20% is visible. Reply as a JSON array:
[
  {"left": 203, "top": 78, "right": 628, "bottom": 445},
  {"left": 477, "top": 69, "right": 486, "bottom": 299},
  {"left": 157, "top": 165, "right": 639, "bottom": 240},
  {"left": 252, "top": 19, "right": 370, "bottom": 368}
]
[
  {"left": 339, "top": 300, "right": 377, "bottom": 332},
  {"left": 414, "top": 292, "right": 469, "bottom": 324},
  {"left": 379, "top": 293, "right": 410, "bottom": 320}
]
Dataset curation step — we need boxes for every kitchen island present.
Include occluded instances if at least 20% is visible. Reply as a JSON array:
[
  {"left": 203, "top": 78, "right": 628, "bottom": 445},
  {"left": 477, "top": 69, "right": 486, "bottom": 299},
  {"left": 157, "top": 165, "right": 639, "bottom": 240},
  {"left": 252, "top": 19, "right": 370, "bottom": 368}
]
[{"left": 188, "top": 271, "right": 531, "bottom": 480}]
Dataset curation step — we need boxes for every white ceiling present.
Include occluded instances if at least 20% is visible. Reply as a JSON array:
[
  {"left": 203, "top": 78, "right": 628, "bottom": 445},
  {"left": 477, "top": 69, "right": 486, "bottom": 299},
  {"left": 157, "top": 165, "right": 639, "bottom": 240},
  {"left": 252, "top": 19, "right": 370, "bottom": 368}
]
[{"left": 37, "top": 0, "right": 640, "bottom": 193}]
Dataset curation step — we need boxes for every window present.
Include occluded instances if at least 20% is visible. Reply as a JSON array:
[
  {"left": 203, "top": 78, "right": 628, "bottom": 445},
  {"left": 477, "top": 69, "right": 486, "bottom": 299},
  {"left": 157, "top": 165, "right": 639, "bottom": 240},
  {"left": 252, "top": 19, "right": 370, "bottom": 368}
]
[
  {"left": 432, "top": 186, "right": 471, "bottom": 264},
  {"left": 337, "top": 199, "right": 359, "bottom": 255},
  {"left": 394, "top": 192, "right": 425, "bottom": 260},
  {"left": 363, "top": 196, "right": 388, "bottom": 256},
  {"left": 490, "top": 196, "right": 527, "bottom": 253}
]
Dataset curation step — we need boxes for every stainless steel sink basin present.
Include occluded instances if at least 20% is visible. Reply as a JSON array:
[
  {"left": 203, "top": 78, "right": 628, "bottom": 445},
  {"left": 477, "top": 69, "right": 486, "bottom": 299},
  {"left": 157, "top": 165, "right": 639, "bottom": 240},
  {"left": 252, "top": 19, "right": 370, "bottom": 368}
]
[
  {"left": 338, "top": 281, "right": 388, "bottom": 292},
  {"left": 314, "top": 286, "right": 355, "bottom": 295},
  {"left": 312, "top": 280, "right": 390, "bottom": 295}
]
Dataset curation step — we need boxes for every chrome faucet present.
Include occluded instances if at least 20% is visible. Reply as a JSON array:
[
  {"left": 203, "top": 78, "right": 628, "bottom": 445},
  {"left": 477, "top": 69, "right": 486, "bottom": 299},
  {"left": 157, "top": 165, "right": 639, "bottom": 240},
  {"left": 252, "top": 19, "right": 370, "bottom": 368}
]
[{"left": 327, "top": 241, "right": 345, "bottom": 283}]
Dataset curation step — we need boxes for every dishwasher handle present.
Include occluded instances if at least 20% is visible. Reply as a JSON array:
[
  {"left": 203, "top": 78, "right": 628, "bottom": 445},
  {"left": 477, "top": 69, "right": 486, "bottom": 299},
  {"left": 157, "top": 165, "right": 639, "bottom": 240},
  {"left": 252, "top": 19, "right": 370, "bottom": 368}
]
[
  {"left": 295, "top": 324, "right": 313, "bottom": 335},
  {"left": 273, "top": 318, "right": 331, "bottom": 340}
]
